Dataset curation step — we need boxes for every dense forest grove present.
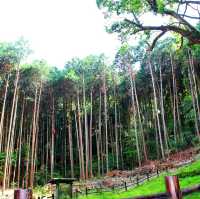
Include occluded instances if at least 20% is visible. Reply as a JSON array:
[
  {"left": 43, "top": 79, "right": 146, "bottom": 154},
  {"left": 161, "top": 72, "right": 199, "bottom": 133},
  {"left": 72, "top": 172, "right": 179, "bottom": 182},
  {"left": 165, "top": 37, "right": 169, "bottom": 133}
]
[{"left": 0, "top": 0, "right": 200, "bottom": 193}]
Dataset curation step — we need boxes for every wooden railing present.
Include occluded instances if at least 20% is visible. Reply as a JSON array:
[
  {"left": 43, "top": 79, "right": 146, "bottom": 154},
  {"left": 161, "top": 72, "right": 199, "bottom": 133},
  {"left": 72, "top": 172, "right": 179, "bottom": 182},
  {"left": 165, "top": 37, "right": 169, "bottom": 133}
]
[
  {"left": 124, "top": 178, "right": 200, "bottom": 199},
  {"left": 74, "top": 169, "right": 161, "bottom": 196}
]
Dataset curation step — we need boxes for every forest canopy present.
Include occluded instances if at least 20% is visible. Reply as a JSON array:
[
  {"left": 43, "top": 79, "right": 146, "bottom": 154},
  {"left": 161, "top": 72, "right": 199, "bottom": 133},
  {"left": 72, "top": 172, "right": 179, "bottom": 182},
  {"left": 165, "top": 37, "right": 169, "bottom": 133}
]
[{"left": 96, "top": 0, "right": 200, "bottom": 49}]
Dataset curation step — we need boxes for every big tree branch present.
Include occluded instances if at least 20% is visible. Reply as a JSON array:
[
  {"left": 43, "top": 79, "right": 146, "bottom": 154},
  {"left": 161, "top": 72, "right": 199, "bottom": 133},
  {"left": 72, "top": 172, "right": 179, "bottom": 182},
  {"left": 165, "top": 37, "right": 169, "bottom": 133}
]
[
  {"left": 146, "top": 31, "right": 167, "bottom": 51},
  {"left": 124, "top": 18, "right": 190, "bottom": 36},
  {"left": 179, "top": 14, "right": 200, "bottom": 19},
  {"left": 162, "top": 9, "right": 197, "bottom": 32},
  {"left": 178, "top": 1, "right": 200, "bottom": 5},
  {"left": 145, "top": 0, "right": 198, "bottom": 32},
  {"left": 124, "top": 18, "right": 200, "bottom": 45}
]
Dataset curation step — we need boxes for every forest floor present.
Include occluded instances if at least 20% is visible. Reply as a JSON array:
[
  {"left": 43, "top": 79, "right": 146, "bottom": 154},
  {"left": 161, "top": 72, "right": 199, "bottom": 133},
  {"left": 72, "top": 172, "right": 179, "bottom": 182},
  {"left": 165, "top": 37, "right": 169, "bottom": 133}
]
[
  {"left": 75, "top": 147, "right": 200, "bottom": 189},
  {"left": 2, "top": 147, "right": 200, "bottom": 199},
  {"left": 75, "top": 147, "right": 200, "bottom": 199}
]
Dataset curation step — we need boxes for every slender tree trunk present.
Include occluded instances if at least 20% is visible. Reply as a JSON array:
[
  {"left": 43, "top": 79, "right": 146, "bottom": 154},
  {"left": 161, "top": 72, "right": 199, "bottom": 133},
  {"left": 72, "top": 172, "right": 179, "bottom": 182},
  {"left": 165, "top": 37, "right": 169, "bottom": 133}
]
[
  {"left": 32, "top": 82, "right": 42, "bottom": 187},
  {"left": 188, "top": 49, "right": 200, "bottom": 136},
  {"left": 74, "top": 110, "right": 82, "bottom": 178},
  {"left": 68, "top": 107, "right": 74, "bottom": 178},
  {"left": 17, "top": 97, "right": 25, "bottom": 188},
  {"left": 113, "top": 79, "right": 119, "bottom": 169},
  {"left": 0, "top": 74, "right": 9, "bottom": 152},
  {"left": 148, "top": 55, "right": 165, "bottom": 159},
  {"left": 29, "top": 86, "right": 38, "bottom": 188},
  {"left": 129, "top": 66, "right": 141, "bottom": 167},
  {"left": 3, "top": 69, "right": 19, "bottom": 192},
  {"left": 103, "top": 72, "right": 109, "bottom": 173},
  {"left": 77, "top": 92, "right": 85, "bottom": 179},
  {"left": 7, "top": 89, "right": 19, "bottom": 187},
  {"left": 133, "top": 77, "right": 148, "bottom": 162},
  {"left": 98, "top": 90, "right": 103, "bottom": 176},
  {"left": 119, "top": 111, "right": 124, "bottom": 169},
  {"left": 170, "top": 53, "right": 178, "bottom": 144},
  {"left": 83, "top": 75, "right": 89, "bottom": 179},
  {"left": 159, "top": 64, "right": 169, "bottom": 154},
  {"left": 89, "top": 89, "right": 93, "bottom": 177},
  {"left": 46, "top": 116, "right": 49, "bottom": 183},
  {"left": 51, "top": 96, "right": 55, "bottom": 179},
  {"left": 188, "top": 64, "right": 200, "bottom": 139}
]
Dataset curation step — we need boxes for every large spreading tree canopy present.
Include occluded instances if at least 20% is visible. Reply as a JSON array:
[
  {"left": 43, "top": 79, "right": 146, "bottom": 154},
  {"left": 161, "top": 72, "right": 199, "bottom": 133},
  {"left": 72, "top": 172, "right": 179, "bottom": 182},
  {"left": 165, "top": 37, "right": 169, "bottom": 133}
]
[{"left": 96, "top": 0, "right": 200, "bottom": 49}]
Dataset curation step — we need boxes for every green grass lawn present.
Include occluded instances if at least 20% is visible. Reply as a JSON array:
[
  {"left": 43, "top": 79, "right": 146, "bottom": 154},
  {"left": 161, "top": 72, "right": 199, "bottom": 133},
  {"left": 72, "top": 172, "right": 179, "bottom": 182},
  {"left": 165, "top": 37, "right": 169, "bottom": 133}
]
[{"left": 78, "top": 160, "right": 200, "bottom": 199}]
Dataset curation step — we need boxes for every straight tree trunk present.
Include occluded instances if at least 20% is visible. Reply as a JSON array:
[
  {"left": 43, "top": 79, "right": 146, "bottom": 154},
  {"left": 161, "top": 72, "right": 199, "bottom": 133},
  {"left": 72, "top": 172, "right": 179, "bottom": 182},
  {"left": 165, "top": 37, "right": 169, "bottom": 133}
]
[
  {"left": 83, "top": 75, "right": 89, "bottom": 179},
  {"left": 188, "top": 50, "right": 200, "bottom": 135},
  {"left": 103, "top": 73, "right": 109, "bottom": 173},
  {"left": 148, "top": 55, "right": 165, "bottom": 159},
  {"left": 188, "top": 64, "right": 200, "bottom": 139},
  {"left": 51, "top": 96, "right": 55, "bottom": 179},
  {"left": 3, "top": 68, "right": 19, "bottom": 192},
  {"left": 113, "top": 78, "right": 119, "bottom": 169},
  {"left": 159, "top": 64, "right": 169, "bottom": 154},
  {"left": 77, "top": 92, "right": 85, "bottom": 179},
  {"left": 133, "top": 77, "right": 148, "bottom": 162},
  {"left": 29, "top": 86, "right": 38, "bottom": 188},
  {"left": 17, "top": 97, "right": 25, "bottom": 188},
  {"left": 129, "top": 66, "right": 141, "bottom": 167},
  {"left": 89, "top": 89, "right": 93, "bottom": 177},
  {"left": 68, "top": 108, "right": 74, "bottom": 178},
  {"left": 170, "top": 53, "right": 178, "bottom": 144},
  {"left": 74, "top": 110, "right": 82, "bottom": 178},
  {"left": 0, "top": 74, "right": 9, "bottom": 152}
]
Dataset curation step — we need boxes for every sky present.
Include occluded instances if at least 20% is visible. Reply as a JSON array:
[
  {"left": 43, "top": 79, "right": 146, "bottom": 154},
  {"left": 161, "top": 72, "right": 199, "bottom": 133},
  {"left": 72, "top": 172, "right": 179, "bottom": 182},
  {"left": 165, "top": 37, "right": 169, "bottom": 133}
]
[
  {"left": 0, "top": 0, "right": 120, "bottom": 67},
  {"left": 0, "top": 1, "right": 198, "bottom": 68}
]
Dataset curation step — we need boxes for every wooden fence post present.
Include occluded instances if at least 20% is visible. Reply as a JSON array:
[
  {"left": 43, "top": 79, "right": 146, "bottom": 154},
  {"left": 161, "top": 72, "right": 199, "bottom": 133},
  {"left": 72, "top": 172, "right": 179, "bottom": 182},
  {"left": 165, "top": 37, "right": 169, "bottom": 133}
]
[
  {"left": 124, "top": 181, "right": 127, "bottom": 191},
  {"left": 165, "top": 176, "right": 182, "bottom": 199},
  {"left": 157, "top": 169, "right": 159, "bottom": 177},
  {"left": 14, "top": 189, "right": 32, "bottom": 199},
  {"left": 147, "top": 173, "right": 149, "bottom": 181},
  {"left": 136, "top": 175, "right": 139, "bottom": 186},
  {"left": 112, "top": 185, "right": 115, "bottom": 191},
  {"left": 85, "top": 187, "right": 88, "bottom": 195}
]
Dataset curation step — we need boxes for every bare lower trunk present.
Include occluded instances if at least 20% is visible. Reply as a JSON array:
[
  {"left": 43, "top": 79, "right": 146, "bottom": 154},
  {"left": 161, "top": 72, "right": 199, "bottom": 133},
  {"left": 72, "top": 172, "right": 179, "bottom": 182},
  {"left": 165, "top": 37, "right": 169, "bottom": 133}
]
[
  {"left": 74, "top": 110, "right": 82, "bottom": 177},
  {"left": 68, "top": 109, "right": 74, "bottom": 178},
  {"left": 89, "top": 90, "right": 93, "bottom": 177},
  {"left": 0, "top": 74, "right": 9, "bottom": 152},
  {"left": 188, "top": 64, "right": 200, "bottom": 139},
  {"left": 77, "top": 92, "right": 85, "bottom": 179},
  {"left": 29, "top": 86, "right": 38, "bottom": 188},
  {"left": 129, "top": 69, "right": 141, "bottom": 167},
  {"left": 148, "top": 55, "right": 165, "bottom": 159},
  {"left": 83, "top": 75, "right": 89, "bottom": 179},
  {"left": 103, "top": 73, "right": 109, "bottom": 173},
  {"left": 113, "top": 78, "right": 119, "bottom": 169},
  {"left": 17, "top": 98, "right": 25, "bottom": 188},
  {"left": 159, "top": 64, "right": 169, "bottom": 154},
  {"left": 3, "top": 69, "right": 19, "bottom": 192},
  {"left": 51, "top": 96, "right": 55, "bottom": 179}
]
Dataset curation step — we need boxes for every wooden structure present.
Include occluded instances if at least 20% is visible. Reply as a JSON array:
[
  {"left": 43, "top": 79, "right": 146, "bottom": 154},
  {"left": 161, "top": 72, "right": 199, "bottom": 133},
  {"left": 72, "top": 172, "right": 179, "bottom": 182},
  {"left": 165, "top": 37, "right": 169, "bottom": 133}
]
[
  {"left": 48, "top": 178, "right": 76, "bottom": 199},
  {"left": 14, "top": 189, "right": 32, "bottom": 199},
  {"left": 165, "top": 176, "right": 182, "bottom": 199}
]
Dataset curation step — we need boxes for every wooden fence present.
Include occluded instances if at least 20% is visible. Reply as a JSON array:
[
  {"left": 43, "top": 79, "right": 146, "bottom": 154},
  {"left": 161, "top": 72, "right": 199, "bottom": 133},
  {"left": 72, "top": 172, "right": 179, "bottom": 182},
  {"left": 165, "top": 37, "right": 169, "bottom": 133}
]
[
  {"left": 74, "top": 173, "right": 200, "bottom": 199},
  {"left": 74, "top": 169, "right": 161, "bottom": 196},
  {"left": 124, "top": 178, "right": 200, "bottom": 199}
]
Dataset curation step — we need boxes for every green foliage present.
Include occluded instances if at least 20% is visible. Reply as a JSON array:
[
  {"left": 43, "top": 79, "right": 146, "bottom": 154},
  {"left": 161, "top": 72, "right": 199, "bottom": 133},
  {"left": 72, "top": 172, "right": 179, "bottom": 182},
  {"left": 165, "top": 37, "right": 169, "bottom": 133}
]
[{"left": 97, "top": 0, "right": 200, "bottom": 49}]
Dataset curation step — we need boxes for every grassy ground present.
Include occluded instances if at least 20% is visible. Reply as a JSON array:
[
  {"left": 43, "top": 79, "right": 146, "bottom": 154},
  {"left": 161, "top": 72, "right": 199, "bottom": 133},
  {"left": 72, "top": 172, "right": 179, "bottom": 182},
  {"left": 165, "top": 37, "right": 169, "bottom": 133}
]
[{"left": 78, "top": 160, "right": 200, "bottom": 199}]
